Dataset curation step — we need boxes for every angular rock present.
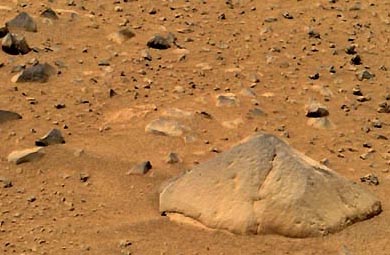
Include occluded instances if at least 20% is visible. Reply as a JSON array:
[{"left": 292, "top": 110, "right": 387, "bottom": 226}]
[
  {"left": 145, "top": 118, "right": 189, "bottom": 137},
  {"left": 305, "top": 102, "right": 329, "bottom": 118},
  {"left": 147, "top": 35, "right": 171, "bottom": 49},
  {"left": 0, "top": 110, "right": 22, "bottom": 124},
  {"left": 35, "top": 128, "right": 65, "bottom": 146},
  {"left": 8, "top": 147, "right": 44, "bottom": 164},
  {"left": 160, "top": 133, "right": 381, "bottom": 237},
  {"left": 216, "top": 93, "right": 239, "bottom": 107},
  {"left": 40, "top": 8, "right": 59, "bottom": 20},
  {"left": 12, "top": 63, "right": 55, "bottom": 83},
  {"left": 2, "top": 33, "right": 31, "bottom": 55},
  {"left": 127, "top": 161, "right": 152, "bottom": 175},
  {"left": 6, "top": 12, "right": 37, "bottom": 32},
  {"left": 107, "top": 28, "right": 135, "bottom": 44}
]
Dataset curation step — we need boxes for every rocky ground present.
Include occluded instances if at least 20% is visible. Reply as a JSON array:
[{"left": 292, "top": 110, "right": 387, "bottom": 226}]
[{"left": 0, "top": 0, "right": 389, "bottom": 254}]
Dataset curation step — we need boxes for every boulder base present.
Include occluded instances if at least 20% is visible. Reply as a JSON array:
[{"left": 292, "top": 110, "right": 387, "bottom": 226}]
[{"left": 159, "top": 133, "right": 381, "bottom": 237}]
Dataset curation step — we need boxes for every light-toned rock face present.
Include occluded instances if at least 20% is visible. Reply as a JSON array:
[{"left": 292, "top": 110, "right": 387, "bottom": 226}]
[{"left": 159, "top": 133, "right": 382, "bottom": 238}]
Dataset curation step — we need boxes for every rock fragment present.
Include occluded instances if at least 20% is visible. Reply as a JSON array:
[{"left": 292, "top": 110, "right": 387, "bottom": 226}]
[
  {"left": 166, "top": 152, "right": 181, "bottom": 164},
  {"left": 40, "top": 8, "right": 59, "bottom": 20},
  {"left": 8, "top": 147, "right": 44, "bottom": 164},
  {"left": 360, "top": 174, "right": 379, "bottom": 186},
  {"left": 216, "top": 93, "right": 239, "bottom": 107},
  {"left": 305, "top": 102, "right": 329, "bottom": 118},
  {"left": 356, "top": 70, "right": 374, "bottom": 81},
  {"left": 35, "top": 128, "right": 65, "bottom": 146},
  {"left": 6, "top": 12, "right": 37, "bottom": 32},
  {"left": 2, "top": 33, "right": 31, "bottom": 55},
  {"left": 0, "top": 110, "right": 22, "bottom": 124}
]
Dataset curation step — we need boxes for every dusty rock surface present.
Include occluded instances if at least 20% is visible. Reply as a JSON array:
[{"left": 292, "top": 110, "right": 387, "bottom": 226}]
[
  {"left": 160, "top": 133, "right": 382, "bottom": 237},
  {"left": 0, "top": 0, "right": 389, "bottom": 254}
]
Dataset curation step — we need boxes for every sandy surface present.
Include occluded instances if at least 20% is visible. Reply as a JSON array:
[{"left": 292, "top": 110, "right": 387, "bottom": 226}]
[{"left": 0, "top": 0, "right": 389, "bottom": 254}]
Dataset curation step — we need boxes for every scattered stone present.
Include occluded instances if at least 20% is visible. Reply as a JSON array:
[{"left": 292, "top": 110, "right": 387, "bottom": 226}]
[
  {"left": 357, "top": 70, "right": 374, "bottom": 81},
  {"left": 0, "top": 110, "right": 22, "bottom": 124},
  {"left": 11, "top": 63, "right": 55, "bottom": 83},
  {"left": 308, "top": 73, "right": 320, "bottom": 80},
  {"left": 40, "top": 8, "right": 59, "bottom": 20},
  {"left": 196, "top": 111, "right": 213, "bottom": 119},
  {"left": 247, "top": 108, "right": 266, "bottom": 118},
  {"left": 216, "top": 93, "right": 239, "bottom": 107},
  {"left": 345, "top": 45, "right": 357, "bottom": 55},
  {"left": 0, "top": 176, "right": 12, "bottom": 188},
  {"left": 8, "top": 147, "right": 44, "bottom": 164},
  {"left": 2, "top": 33, "right": 31, "bottom": 55},
  {"left": 147, "top": 34, "right": 171, "bottom": 49},
  {"left": 79, "top": 173, "right": 90, "bottom": 182},
  {"left": 35, "top": 129, "right": 65, "bottom": 146},
  {"left": 6, "top": 12, "right": 37, "bottom": 32},
  {"left": 308, "top": 29, "right": 321, "bottom": 39},
  {"left": 107, "top": 28, "right": 135, "bottom": 44},
  {"left": 160, "top": 133, "right": 381, "bottom": 237},
  {"left": 350, "top": 55, "right": 362, "bottom": 65},
  {"left": 356, "top": 96, "right": 371, "bottom": 102},
  {"left": 166, "top": 152, "right": 181, "bottom": 164},
  {"left": 119, "top": 240, "right": 132, "bottom": 248},
  {"left": 145, "top": 118, "right": 189, "bottom": 137},
  {"left": 360, "top": 174, "right": 379, "bottom": 186},
  {"left": 140, "top": 49, "right": 152, "bottom": 61},
  {"left": 377, "top": 101, "right": 390, "bottom": 113},
  {"left": 352, "top": 87, "right": 362, "bottom": 96},
  {"left": 239, "top": 88, "right": 256, "bottom": 98},
  {"left": 305, "top": 102, "right": 329, "bottom": 118},
  {"left": 127, "top": 161, "right": 152, "bottom": 175}
]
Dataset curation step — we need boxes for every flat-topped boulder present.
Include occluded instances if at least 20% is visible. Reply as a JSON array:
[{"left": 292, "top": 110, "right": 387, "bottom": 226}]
[{"left": 160, "top": 133, "right": 381, "bottom": 237}]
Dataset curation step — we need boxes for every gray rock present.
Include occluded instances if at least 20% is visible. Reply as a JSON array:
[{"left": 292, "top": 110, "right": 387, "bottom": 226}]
[
  {"left": 40, "top": 8, "right": 59, "bottom": 20},
  {"left": 216, "top": 93, "right": 239, "bottom": 107},
  {"left": 8, "top": 147, "right": 44, "bottom": 164},
  {"left": 35, "top": 128, "right": 65, "bottom": 146},
  {"left": 12, "top": 63, "right": 55, "bottom": 83},
  {"left": 0, "top": 110, "right": 22, "bottom": 124},
  {"left": 147, "top": 35, "right": 171, "bottom": 49},
  {"left": 160, "top": 133, "right": 381, "bottom": 237},
  {"left": 2, "top": 33, "right": 31, "bottom": 55},
  {"left": 145, "top": 118, "right": 190, "bottom": 137},
  {"left": 127, "top": 161, "right": 152, "bottom": 175},
  {"left": 6, "top": 12, "right": 37, "bottom": 32},
  {"left": 357, "top": 70, "right": 374, "bottom": 81}
]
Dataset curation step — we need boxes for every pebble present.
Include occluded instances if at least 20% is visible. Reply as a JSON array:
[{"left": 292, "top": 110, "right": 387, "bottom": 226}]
[
  {"left": 305, "top": 102, "right": 329, "bottom": 118},
  {"left": 166, "top": 152, "right": 181, "bottom": 164}
]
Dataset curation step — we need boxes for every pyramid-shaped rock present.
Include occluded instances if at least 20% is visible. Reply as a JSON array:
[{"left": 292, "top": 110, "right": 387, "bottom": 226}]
[{"left": 159, "top": 133, "right": 381, "bottom": 237}]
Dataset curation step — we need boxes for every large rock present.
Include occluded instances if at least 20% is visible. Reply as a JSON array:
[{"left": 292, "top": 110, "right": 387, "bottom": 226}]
[{"left": 160, "top": 133, "right": 381, "bottom": 237}]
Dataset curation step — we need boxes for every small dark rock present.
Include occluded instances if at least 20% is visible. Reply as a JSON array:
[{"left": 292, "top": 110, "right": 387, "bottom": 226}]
[
  {"left": 308, "top": 29, "right": 321, "bottom": 39},
  {"left": 40, "top": 8, "right": 59, "bottom": 20},
  {"left": 35, "top": 128, "right": 65, "bottom": 146},
  {"left": 79, "top": 173, "right": 90, "bottom": 183},
  {"left": 345, "top": 45, "right": 357, "bottom": 55},
  {"left": 309, "top": 73, "right": 320, "bottom": 80},
  {"left": 350, "top": 55, "right": 362, "bottom": 65}
]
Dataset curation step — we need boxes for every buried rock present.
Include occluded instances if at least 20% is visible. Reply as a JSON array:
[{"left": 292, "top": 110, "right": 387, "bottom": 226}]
[
  {"left": 8, "top": 147, "right": 44, "bottom": 164},
  {"left": 160, "top": 133, "right": 381, "bottom": 238},
  {"left": 145, "top": 118, "right": 190, "bottom": 137},
  {"left": 12, "top": 63, "right": 55, "bottom": 83}
]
